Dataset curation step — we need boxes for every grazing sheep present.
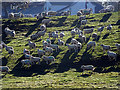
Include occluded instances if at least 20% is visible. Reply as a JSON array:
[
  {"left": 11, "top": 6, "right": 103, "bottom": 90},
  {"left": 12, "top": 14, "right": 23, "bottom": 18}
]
[
  {"left": 97, "top": 26, "right": 104, "bottom": 35},
  {"left": 43, "top": 46, "right": 53, "bottom": 54},
  {"left": 37, "top": 13, "right": 43, "bottom": 19},
  {"left": 37, "top": 30, "right": 46, "bottom": 38},
  {"left": 40, "top": 24, "right": 46, "bottom": 31},
  {"left": 60, "top": 32, "right": 65, "bottom": 39},
  {"left": 107, "top": 24, "right": 112, "bottom": 32},
  {"left": 28, "top": 41, "right": 36, "bottom": 49},
  {"left": 0, "top": 66, "right": 10, "bottom": 73},
  {"left": 84, "top": 28, "right": 94, "bottom": 35},
  {"left": 81, "top": 65, "right": 95, "bottom": 72},
  {"left": 79, "top": 34, "right": 86, "bottom": 43},
  {"left": 42, "top": 40, "right": 49, "bottom": 47},
  {"left": 76, "top": 42, "right": 82, "bottom": 49},
  {"left": 71, "top": 38, "right": 79, "bottom": 44},
  {"left": 92, "top": 33, "right": 98, "bottom": 40},
  {"left": 46, "top": 38, "right": 51, "bottom": 44},
  {"left": 8, "top": 49, "right": 14, "bottom": 55},
  {"left": 115, "top": 43, "right": 120, "bottom": 51},
  {"left": 49, "top": 44, "right": 59, "bottom": 52},
  {"left": 87, "top": 41, "right": 96, "bottom": 49},
  {"left": 31, "top": 56, "right": 41, "bottom": 65},
  {"left": 58, "top": 39, "right": 64, "bottom": 45},
  {"left": 71, "top": 29, "right": 76, "bottom": 37},
  {"left": 81, "top": 20, "right": 87, "bottom": 27},
  {"left": 4, "top": 45, "right": 14, "bottom": 55},
  {"left": 37, "top": 49, "right": 45, "bottom": 57},
  {"left": 42, "top": 56, "right": 55, "bottom": 64},
  {"left": 21, "top": 60, "right": 32, "bottom": 67},
  {"left": 4, "top": 27, "right": 15, "bottom": 37},
  {"left": 23, "top": 49, "right": 30, "bottom": 55},
  {"left": 101, "top": 44, "right": 111, "bottom": 52},
  {"left": 74, "top": 28, "right": 83, "bottom": 35},
  {"left": 24, "top": 53, "right": 32, "bottom": 59},
  {"left": 107, "top": 51, "right": 117, "bottom": 61},
  {"left": 66, "top": 44, "right": 78, "bottom": 52},
  {"left": 30, "top": 33, "right": 38, "bottom": 40},
  {"left": 77, "top": 11, "right": 82, "bottom": 16},
  {"left": 42, "top": 19, "right": 51, "bottom": 25}
]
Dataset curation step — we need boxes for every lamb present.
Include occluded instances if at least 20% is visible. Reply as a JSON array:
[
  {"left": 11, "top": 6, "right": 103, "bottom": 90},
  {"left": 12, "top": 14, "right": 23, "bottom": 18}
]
[
  {"left": 43, "top": 46, "right": 53, "bottom": 54},
  {"left": 87, "top": 41, "right": 96, "bottom": 49},
  {"left": 42, "top": 56, "right": 55, "bottom": 64},
  {"left": 107, "top": 24, "right": 112, "bottom": 32},
  {"left": 31, "top": 56, "right": 41, "bottom": 65},
  {"left": 100, "top": 44, "right": 111, "bottom": 52},
  {"left": 4, "top": 27, "right": 15, "bottom": 37},
  {"left": 107, "top": 51, "right": 117, "bottom": 61},
  {"left": 79, "top": 34, "right": 86, "bottom": 43},
  {"left": 37, "top": 49, "right": 45, "bottom": 57},
  {"left": 115, "top": 43, "right": 120, "bottom": 51},
  {"left": 23, "top": 49, "right": 30, "bottom": 55},
  {"left": 28, "top": 41, "right": 36, "bottom": 49},
  {"left": 66, "top": 44, "right": 78, "bottom": 52},
  {"left": 40, "top": 24, "right": 46, "bottom": 31},
  {"left": 49, "top": 44, "right": 59, "bottom": 52},
  {"left": 92, "top": 33, "right": 98, "bottom": 40},
  {"left": 42, "top": 19, "right": 52, "bottom": 25},
  {"left": 97, "top": 26, "right": 104, "bottom": 35},
  {"left": 0, "top": 66, "right": 10, "bottom": 73},
  {"left": 81, "top": 65, "right": 95, "bottom": 72},
  {"left": 58, "top": 39, "right": 64, "bottom": 45},
  {"left": 59, "top": 32, "right": 65, "bottom": 39},
  {"left": 21, "top": 60, "right": 32, "bottom": 67},
  {"left": 84, "top": 28, "right": 94, "bottom": 35}
]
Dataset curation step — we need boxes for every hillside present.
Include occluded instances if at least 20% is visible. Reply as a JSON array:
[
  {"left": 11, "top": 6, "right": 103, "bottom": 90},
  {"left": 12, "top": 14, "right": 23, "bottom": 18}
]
[{"left": 1, "top": 11, "right": 120, "bottom": 88}]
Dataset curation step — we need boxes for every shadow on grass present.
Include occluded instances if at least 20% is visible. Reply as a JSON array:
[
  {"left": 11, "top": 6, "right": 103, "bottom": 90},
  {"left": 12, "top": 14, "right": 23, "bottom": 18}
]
[
  {"left": 100, "top": 13, "right": 112, "bottom": 22},
  {"left": 71, "top": 19, "right": 78, "bottom": 27},
  {"left": 65, "top": 37, "right": 72, "bottom": 44},
  {"left": 1, "top": 57, "right": 8, "bottom": 66},
  {"left": 102, "top": 33, "right": 109, "bottom": 39},
  {"left": 55, "top": 17, "right": 67, "bottom": 27}
]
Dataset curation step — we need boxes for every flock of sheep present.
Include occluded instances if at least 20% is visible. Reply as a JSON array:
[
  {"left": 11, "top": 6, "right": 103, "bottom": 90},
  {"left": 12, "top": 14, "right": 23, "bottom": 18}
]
[{"left": 1, "top": 7, "right": 119, "bottom": 74}]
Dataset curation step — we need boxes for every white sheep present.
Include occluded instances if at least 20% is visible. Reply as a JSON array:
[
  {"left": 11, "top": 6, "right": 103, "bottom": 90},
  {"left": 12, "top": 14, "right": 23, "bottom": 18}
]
[
  {"left": 24, "top": 53, "right": 32, "bottom": 59},
  {"left": 28, "top": 41, "right": 36, "bottom": 49},
  {"left": 81, "top": 20, "right": 87, "bottom": 27},
  {"left": 100, "top": 44, "right": 111, "bottom": 52},
  {"left": 42, "top": 40, "right": 49, "bottom": 47},
  {"left": 71, "top": 38, "right": 79, "bottom": 44},
  {"left": 60, "top": 32, "right": 65, "bottom": 39},
  {"left": 107, "top": 51, "right": 117, "bottom": 61},
  {"left": 30, "top": 33, "right": 38, "bottom": 40},
  {"left": 42, "top": 19, "right": 51, "bottom": 25},
  {"left": 4, "top": 27, "right": 15, "bottom": 37},
  {"left": 43, "top": 46, "right": 53, "bottom": 54},
  {"left": 77, "top": 11, "right": 82, "bottom": 16},
  {"left": 87, "top": 41, "right": 96, "bottom": 49},
  {"left": 92, "top": 33, "right": 97, "bottom": 39},
  {"left": 42, "top": 56, "right": 55, "bottom": 64},
  {"left": 23, "top": 49, "right": 30, "bottom": 55},
  {"left": 49, "top": 44, "right": 59, "bottom": 52},
  {"left": 97, "top": 26, "right": 104, "bottom": 35},
  {"left": 37, "top": 49, "right": 45, "bottom": 57},
  {"left": 0, "top": 66, "right": 10, "bottom": 73},
  {"left": 66, "top": 44, "right": 78, "bottom": 52},
  {"left": 107, "top": 24, "right": 112, "bottom": 32},
  {"left": 71, "top": 29, "right": 76, "bottom": 37},
  {"left": 40, "top": 24, "right": 46, "bottom": 31},
  {"left": 76, "top": 42, "right": 82, "bottom": 49},
  {"left": 84, "top": 28, "right": 94, "bottom": 35},
  {"left": 81, "top": 65, "right": 95, "bottom": 72},
  {"left": 58, "top": 39, "right": 64, "bottom": 46},
  {"left": 31, "top": 56, "right": 41, "bottom": 65},
  {"left": 21, "top": 60, "right": 32, "bottom": 67},
  {"left": 4, "top": 45, "right": 14, "bottom": 55},
  {"left": 37, "top": 30, "right": 46, "bottom": 38},
  {"left": 79, "top": 34, "right": 86, "bottom": 43},
  {"left": 115, "top": 43, "right": 120, "bottom": 51},
  {"left": 8, "top": 13, "right": 14, "bottom": 19}
]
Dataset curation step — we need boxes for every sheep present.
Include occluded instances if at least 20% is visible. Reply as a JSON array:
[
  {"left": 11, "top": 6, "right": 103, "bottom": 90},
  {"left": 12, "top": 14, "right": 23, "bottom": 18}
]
[
  {"left": 37, "top": 30, "right": 46, "bottom": 38},
  {"left": 59, "top": 32, "right": 65, "bottom": 39},
  {"left": 92, "top": 33, "right": 98, "bottom": 40},
  {"left": 58, "top": 39, "right": 64, "bottom": 46},
  {"left": 42, "top": 19, "right": 51, "bottom": 25},
  {"left": 42, "top": 40, "right": 49, "bottom": 47},
  {"left": 74, "top": 28, "right": 83, "bottom": 35},
  {"left": 30, "top": 33, "right": 38, "bottom": 40},
  {"left": 0, "top": 66, "right": 10, "bottom": 73},
  {"left": 87, "top": 41, "right": 96, "bottom": 49},
  {"left": 42, "top": 56, "right": 55, "bottom": 64},
  {"left": 46, "top": 38, "right": 51, "bottom": 45},
  {"left": 40, "top": 24, "right": 46, "bottom": 31},
  {"left": 21, "top": 60, "right": 32, "bottom": 67},
  {"left": 71, "top": 38, "right": 79, "bottom": 44},
  {"left": 43, "top": 46, "right": 53, "bottom": 54},
  {"left": 37, "top": 13, "right": 43, "bottom": 19},
  {"left": 49, "top": 44, "right": 59, "bottom": 52},
  {"left": 79, "top": 34, "right": 86, "bottom": 43},
  {"left": 37, "top": 49, "right": 45, "bottom": 57},
  {"left": 84, "top": 28, "right": 94, "bottom": 35},
  {"left": 31, "top": 56, "right": 41, "bottom": 65},
  {"left": 77, "top": 11, "right": 82, "bottom": 16},
  {"left": 4, "top": 27, "right": 15, "bottom": 37},
  {"left": 23, "top": 49, "right": 30, "bottom": 55},
  {"left": 61, "top": 11, "right": 71, "bottom": 16},
  {"left": 52, "top": 32, "right": 58, "bottom": 39},
  {"left": 107, "top": 51, "right": 117, "bottom": 61},
  {"left": 24, "top": 53, "right": 32, "bottom": 59},
  {"left": 115, "top": 43, "right": 120, "bottom": 51},
  {"left": 66, "top": 44, "right": 78, "bottom": 52},
  {"left": 79, "top": 16, "right": 86, "bottom": 21},
  {"left": 100, "top": 44, "right": 111, "bottom": 52},
  {"left": 97, "top": 26, "right": 104, "bottom": 35},
  {"left": 4, "top": 45, "right": 14, "bottom": 55},
  {"left": 28, "top": 41, "right": 36, "bottom": 49},
  {"left": 8, "top": 49, "right": 14, "bottom": 55},
  {"left": 8, "top": 13, "right": 14, "bottom": 19},
  {"left": 107, "top": 24, "right": 112, "bottom": 32},
  {"left": 81, "top": 65, "right": 95, "bottom": 72},
  {"left": 76, "top": 42, "right": 82, "bottom": 49},
  {"left": 71, "top": 29, "right": 76, "bottom": 37},
  {"left": 81, "top": 20, "right": 87, "bottom": 27}
]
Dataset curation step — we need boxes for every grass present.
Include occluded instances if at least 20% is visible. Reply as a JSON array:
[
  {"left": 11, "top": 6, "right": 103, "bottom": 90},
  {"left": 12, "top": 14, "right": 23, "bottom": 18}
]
[{"left": 1, "top": 11, "right": 120, "bottom": 88}]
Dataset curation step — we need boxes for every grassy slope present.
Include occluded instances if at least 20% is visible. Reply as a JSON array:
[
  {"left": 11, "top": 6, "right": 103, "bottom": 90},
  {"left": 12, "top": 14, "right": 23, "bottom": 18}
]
[{"left": 1, "top": 12, "right": 120, "bottom": 88}]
